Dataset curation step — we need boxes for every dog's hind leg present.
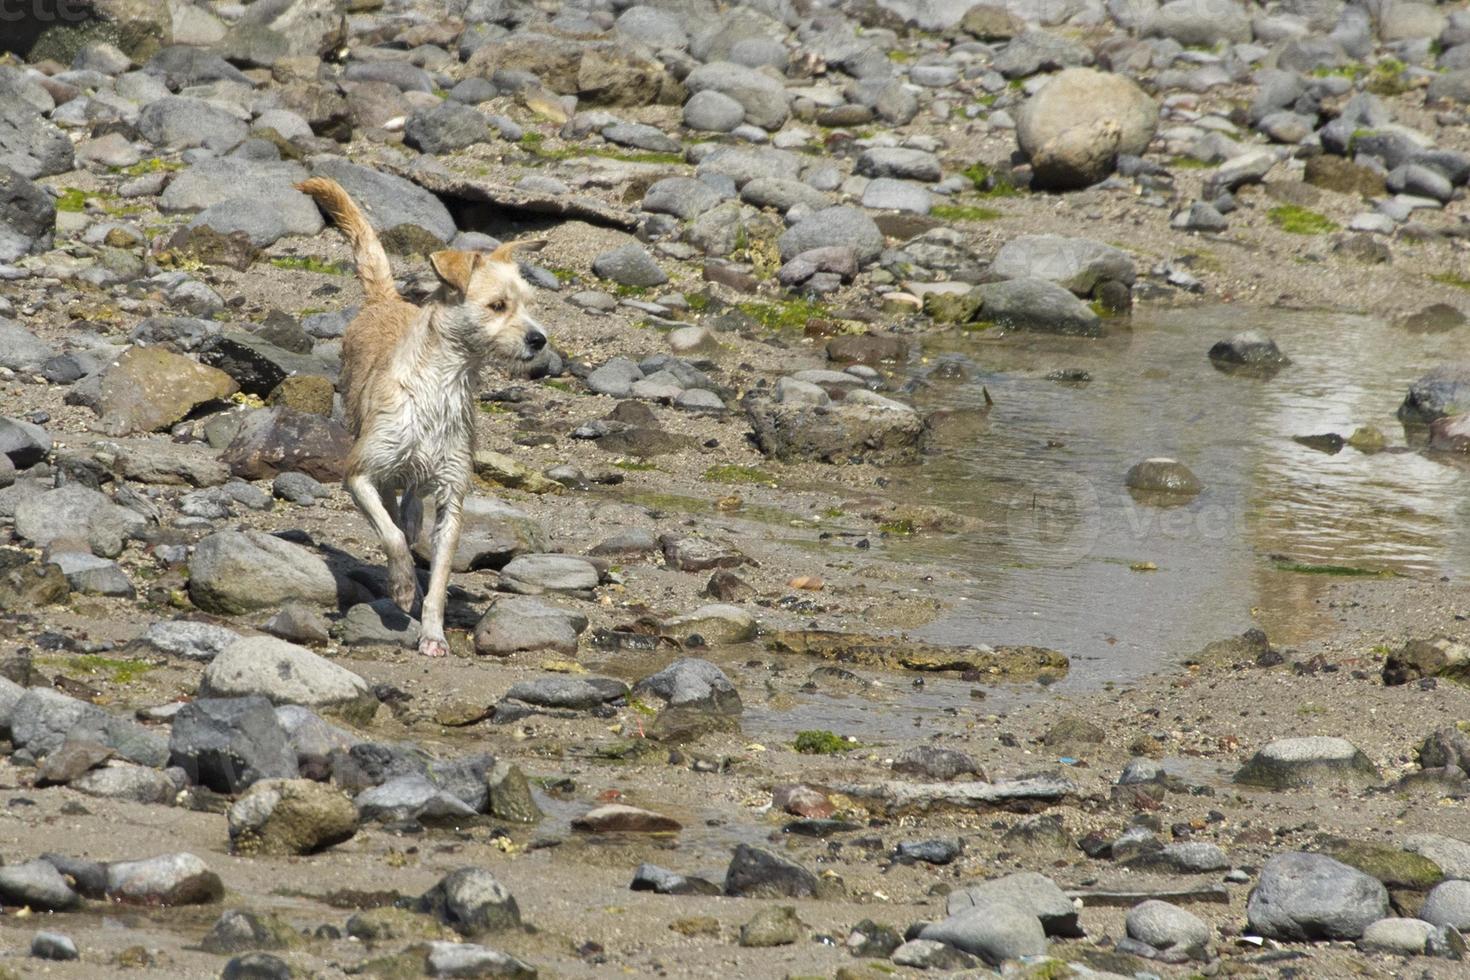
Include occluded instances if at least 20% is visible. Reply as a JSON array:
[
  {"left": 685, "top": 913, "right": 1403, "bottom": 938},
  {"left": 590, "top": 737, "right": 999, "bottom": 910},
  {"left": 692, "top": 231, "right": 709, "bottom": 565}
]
[
  {"left": 416, "top": 485, "right": 464, "bottom": 658},
  {"left": 396, "top": 480, "right": 424, "bottom": 554},
  {"left": 347, "top": 473, "right": 417, "bottom": 613}
]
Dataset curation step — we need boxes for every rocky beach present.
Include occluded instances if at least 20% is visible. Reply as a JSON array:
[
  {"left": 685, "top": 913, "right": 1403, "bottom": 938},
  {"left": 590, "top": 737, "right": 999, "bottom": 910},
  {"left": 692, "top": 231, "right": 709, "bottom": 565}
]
[{"left": 0, "top": 0, "right": 1469, "bottom": 976}]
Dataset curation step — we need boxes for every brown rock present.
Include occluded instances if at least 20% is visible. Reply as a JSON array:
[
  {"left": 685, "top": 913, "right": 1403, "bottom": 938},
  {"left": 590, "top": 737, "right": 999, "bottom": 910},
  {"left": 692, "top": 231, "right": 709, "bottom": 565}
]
[
  {"left": 0, "top": 551, "right": 70, "bottom": 611},
  {"left": 961, "top": 4, "right": 1025, "bottom": 40},
  {"left": 1429, "top": 413, "right": 1470, "bottom": 453},
  {"left": 705, "top": 569, "right": 755, "bottom": 601},
  {"left": 571, "top": 803, "right": 682, "bottom": 834},
  {"left": 167, "top": 225, "right": 259, "bottom": 271},
  {"left": 1304, "top": 155, "right": 1387, "bottom": 198},
  {"left": 466, "top": 34, "right": 666, "bottom": 107},
  {"left": 827, "top": 334, "right": 909, "bottom": 366},
  {"left": 36, "top": 739, "right": 114, "bottom": 786},
  {"left": 221, "top": 406, "right": 351, "bottom": 481},
  {"left": 93, "top": 347, "right": 239, "bottom": 436},
  {"left": 772, "top": 784, "right": 835, "bottom": 818},
  {"left": 267, "top": 375, "right": 335, "bottom": 416}
]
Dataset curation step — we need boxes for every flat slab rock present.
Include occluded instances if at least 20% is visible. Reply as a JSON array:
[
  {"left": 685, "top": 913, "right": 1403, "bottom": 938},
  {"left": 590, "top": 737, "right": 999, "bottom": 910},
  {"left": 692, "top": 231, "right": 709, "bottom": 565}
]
[
  {"left": 387, "top": 165, "right": 638, "bottom": 231},
  {"left": 767, "top": 629, "right": 1069, "bottom": 679},
  {"left": 571, "top": 804, "right": 682, "bottom": 834},
  {"left": 834, "top": 775, "right": 1076, "bottom": 815},
  {"left": 1066, "top": 884, "right": 1232, "bottom": 906}
]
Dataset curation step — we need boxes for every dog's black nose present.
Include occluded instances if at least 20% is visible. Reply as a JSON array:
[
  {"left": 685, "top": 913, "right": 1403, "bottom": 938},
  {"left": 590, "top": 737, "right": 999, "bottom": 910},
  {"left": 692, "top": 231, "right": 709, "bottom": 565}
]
[{"left": 525, "top": 330, "right": 547, "bottom": 352}]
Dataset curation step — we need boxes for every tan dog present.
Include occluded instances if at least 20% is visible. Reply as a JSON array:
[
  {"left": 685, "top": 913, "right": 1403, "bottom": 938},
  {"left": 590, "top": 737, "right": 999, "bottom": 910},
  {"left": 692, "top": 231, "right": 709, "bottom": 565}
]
[{"left": 297, "top": 177, "right": 546, "bottom": 657}]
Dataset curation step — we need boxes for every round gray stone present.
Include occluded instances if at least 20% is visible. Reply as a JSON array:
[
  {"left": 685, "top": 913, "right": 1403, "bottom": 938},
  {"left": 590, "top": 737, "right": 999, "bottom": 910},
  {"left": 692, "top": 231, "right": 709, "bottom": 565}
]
[{"left": 1247, "top": 852, "right": 1389, "bottom": 941}]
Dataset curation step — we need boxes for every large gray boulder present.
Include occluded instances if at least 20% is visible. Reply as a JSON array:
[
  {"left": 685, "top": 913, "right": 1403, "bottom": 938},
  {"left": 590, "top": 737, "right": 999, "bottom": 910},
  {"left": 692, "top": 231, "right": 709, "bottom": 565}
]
[
  {"left": 974, "top": 278, "right": 1102, "bottom": 336},
  {"left": 0, "top": 103, "right": 73, "bottom": 179},
  {"left": 946, "top": 872, "right": 1082, "bottom": 937},
  {"left": 1017, "top": 68, "right": 1158, "bottom": 190},
  {"left": 168, "top": 696, "right": 299, "bottom": 793},
  {"left": 1398, "top": 364, "right": 1470, "bottom": 424},
  {"left": 0, "top": 166, "right": 56, "bottom": 260},
  {"left": 10, "top": 688, "right": 168, "bottom": 767},
  {"left": 14, "top": 484, "right": 147, "bottom": 558},
  {"left": 744, "top": 391, "right": 926, "bottom": 465},
  {"left": 160, "top": 159, "right": 322, "bottom": 237},
  {"left": 1246, "top": 852, "right": 1389, "bottom": 941},
  {"left": 200, "top": 636, "right": 378, "bottom": 723},
  {"left": 989, "top": 235, "right": 1135, "bottom": 295},
  {"left": 685, "top": 61, "right": 790, "bottom": 130},
  {"left": 137, "top": 97, "right": 248, "bottom": 153},
  {"left": 1146, "top": 0, "right": 1252, "bottom": 45},
  {"left": 1234, "top": 736, "right": 1379, "bottom": 789},
  {"left": 778, "top": 207, "right": 884, "bottom": 264},
  {"left": 0, "top": 317, "right": 56, "bottom": 373},
  {"left": 919, "top": 902, "right": 1048, "bottom": 964},
  {"left": 187, "top": 529, "right": 349, "bottom": 615},
  {"left": 308, "top": 158, "right": 456, "bottom": 243}
]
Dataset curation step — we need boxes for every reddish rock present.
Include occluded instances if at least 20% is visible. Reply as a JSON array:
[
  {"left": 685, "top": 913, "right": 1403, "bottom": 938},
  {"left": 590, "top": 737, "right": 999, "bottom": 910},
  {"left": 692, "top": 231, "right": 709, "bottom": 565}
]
[
  {"left": 221, "top": 406, "right": 350, "bottom": 481},
  {"left": 570, "top": 804, "right": 682, "bottom": 834},
  {"left": 772, "top": 783, "right": 835, "bottom": 819},
  {"left": 1430, "top": 413, "right": 1470, "bottom": 453}
]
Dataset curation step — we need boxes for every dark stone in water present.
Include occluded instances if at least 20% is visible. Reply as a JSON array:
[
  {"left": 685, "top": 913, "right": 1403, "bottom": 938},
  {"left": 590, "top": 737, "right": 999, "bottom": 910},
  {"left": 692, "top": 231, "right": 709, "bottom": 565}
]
[
  {"left": 1208, "top": 331, "right": 1290, "bottom": 377},
  {"left": 1292, "top": 433, "right": 1345, "bottom": 454},
  {"left": 783, "top": 818, "right": 862, "bottom": 837},
  {"left": 1398, "top": 365, "right": 1470, "bottom": 425}
]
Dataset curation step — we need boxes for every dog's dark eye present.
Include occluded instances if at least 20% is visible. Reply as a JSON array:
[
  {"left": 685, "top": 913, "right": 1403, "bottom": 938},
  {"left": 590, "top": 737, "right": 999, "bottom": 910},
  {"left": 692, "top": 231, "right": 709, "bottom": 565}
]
[{"left": 488, "top": 299, "right": 507, "bottom": 313}]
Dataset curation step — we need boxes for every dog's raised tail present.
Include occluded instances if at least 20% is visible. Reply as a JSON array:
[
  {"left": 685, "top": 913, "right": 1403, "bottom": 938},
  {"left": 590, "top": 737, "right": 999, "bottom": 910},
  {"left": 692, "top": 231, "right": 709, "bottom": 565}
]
[{"left": 296, "top": 177, "right": 398, "bottom": 305}]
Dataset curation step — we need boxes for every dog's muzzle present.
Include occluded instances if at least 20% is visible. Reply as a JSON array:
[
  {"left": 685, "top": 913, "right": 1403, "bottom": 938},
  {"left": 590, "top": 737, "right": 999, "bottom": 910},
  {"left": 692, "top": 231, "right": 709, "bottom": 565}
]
[{"left": 521, "top": 318, "right": 548, "bottom": 359}]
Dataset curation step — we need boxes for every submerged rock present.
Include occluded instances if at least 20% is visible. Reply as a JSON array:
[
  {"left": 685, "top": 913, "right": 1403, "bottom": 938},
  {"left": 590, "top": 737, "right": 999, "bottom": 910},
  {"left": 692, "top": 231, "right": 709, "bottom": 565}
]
[
  {"left": 1208, "top": 331, "right": 1291, "bottom": 376},
  {"left": 767, "top": 630, "right": 1068, "bottom": 679},
  {"left": 1398, "top": 365, "right": 1470, "bottom": 425},
  {"left": 1125, "top": 458, "right": 1203, "bottom": 498}
]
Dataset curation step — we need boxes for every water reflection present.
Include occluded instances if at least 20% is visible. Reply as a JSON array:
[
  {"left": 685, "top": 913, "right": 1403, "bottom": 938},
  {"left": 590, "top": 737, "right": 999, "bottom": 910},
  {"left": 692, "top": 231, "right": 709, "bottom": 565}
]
[{"left": 890, "top": 306, "right": 1468, "bottom": 688}]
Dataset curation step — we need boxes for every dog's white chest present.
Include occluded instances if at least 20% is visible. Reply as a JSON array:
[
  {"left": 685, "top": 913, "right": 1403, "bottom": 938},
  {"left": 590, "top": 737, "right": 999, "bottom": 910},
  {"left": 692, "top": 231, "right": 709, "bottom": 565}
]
[{"left": 368, "top": 370, "right": 476, "bottom": 482}]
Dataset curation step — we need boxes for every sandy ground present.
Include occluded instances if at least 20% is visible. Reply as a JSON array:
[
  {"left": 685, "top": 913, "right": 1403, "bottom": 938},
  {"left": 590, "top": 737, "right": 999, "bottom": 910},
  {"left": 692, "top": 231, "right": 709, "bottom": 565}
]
[{"left": 2, "top": 75, "right": 1469, "bottom": 979}]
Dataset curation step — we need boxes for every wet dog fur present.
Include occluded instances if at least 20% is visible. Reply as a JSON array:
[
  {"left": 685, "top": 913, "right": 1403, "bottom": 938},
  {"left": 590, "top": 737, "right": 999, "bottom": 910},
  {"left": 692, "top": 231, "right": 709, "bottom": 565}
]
[{"left": 297, "top": 177, "right": 546, "bottom": 657}]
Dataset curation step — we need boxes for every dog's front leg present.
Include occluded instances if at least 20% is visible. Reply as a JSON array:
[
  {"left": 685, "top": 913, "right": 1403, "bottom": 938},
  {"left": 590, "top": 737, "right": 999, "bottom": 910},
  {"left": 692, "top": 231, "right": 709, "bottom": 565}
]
[
  {"left": 347, "top": 473, "right": 416, "bottom": 612},
  {"left": 417, "top": 486, "right": 464, "bottom": 658}
]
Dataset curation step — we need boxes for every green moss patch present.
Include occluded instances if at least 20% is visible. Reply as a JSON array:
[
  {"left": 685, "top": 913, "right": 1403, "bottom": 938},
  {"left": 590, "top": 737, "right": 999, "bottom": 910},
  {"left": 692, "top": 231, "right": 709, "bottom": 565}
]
[
  {"left": 1267, "top": 205, "right": 1339, "bottom": 235},
  {"left": 794, "top": 730, "right": 856, "bottom": 754},
  {"left": 269, "top": 255, "right": 349, "bottom": 276},
  {"left": 49, "top": 654, "right": 154, "bottom": 684},
  {"left": 960, "top": 162, "right": 1021, "bottom": 197},
  {"left": 1273, "top": 560, "right": 1393, "bottom": 577},
  {"left": 1430, "top": 272, "right": 1470, "bottom": 291},
  {"left": 55, "top": 188, "right": 89, "bottom": 213},
  {"left": 703, "top": 464, "right": 776, "bottom": 485},
  {"left": 735, "top": 297, "right": 830, "bottom": 331},
  {"left": 113, "top": 157, "right": 184, "bottom": 177},
  {"left": 529, "top": 145, "right": 684, "bottom": 165},
  {"left": 930, "top": 203, "right": 1003, "bottom": 222}
]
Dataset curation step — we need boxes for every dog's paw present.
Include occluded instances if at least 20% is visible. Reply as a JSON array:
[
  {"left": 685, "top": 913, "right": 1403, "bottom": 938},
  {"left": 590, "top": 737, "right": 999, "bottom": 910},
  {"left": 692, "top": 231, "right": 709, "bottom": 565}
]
[
  {"left": 418, "top": 635, "right": 450, "bottom": 658},
  {"left": 389, "top": 566, "right": 418, "bottom": 612}
]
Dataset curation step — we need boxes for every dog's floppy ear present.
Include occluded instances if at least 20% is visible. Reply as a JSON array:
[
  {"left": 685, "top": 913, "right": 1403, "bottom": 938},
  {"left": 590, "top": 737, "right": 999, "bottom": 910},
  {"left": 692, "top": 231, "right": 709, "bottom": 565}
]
[
  {"left": 489, "top": 238, "right": 548, "bottom": 263},
  {"left": 429, "top": 250, "right": 481, "bottom": 294}
]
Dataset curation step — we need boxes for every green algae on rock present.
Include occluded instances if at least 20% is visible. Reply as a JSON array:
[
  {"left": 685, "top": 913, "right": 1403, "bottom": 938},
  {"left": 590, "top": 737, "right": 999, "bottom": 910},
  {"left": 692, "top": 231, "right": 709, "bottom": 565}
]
[{"left": 767, "top": 630, "right": 1069, "bottom": 679}]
